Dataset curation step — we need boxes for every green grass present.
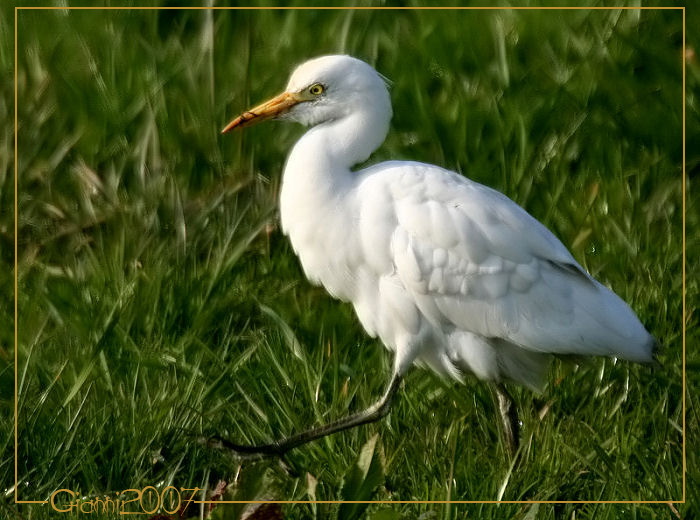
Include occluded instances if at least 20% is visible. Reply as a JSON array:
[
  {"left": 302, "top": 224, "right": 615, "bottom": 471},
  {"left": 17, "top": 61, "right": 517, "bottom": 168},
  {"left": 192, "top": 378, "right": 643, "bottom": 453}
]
[{"left": 3, "top": 1, "right": 696, "bottom": 519}]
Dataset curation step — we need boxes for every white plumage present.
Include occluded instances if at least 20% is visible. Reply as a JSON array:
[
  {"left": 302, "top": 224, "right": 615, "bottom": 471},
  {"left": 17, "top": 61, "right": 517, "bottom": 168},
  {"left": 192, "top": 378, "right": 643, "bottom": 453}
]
[{"left": 224, "top": 54, "right": 654, "bottom": 396}]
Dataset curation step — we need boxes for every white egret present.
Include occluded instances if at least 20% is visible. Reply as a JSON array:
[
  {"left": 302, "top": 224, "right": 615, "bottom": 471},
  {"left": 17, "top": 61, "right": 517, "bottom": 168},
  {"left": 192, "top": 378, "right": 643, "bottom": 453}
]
[{"left": 219, "top": 55, "right": 655, "bottom": 457}]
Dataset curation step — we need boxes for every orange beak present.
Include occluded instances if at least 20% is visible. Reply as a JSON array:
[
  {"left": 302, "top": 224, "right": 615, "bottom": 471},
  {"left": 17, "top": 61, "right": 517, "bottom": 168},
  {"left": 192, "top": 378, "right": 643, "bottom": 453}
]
[{"left": 221, "top": 91, "right": 303, "bottom": 134}]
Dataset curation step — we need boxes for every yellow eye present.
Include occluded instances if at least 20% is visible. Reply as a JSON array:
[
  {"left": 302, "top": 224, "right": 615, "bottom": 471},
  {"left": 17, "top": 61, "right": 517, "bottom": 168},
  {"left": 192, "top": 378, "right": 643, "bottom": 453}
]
[{"left": 309, "top": 83, "right": 324, "bottom": 95}]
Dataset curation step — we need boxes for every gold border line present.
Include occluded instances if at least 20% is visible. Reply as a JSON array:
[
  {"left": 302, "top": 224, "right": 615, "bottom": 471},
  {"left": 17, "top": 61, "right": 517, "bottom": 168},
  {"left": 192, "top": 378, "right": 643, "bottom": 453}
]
[
  {"left": 192, "top": 500, "right": 678, "bottom": 505},
  {"left": 192, "top": 500, "right": 678, "bottom": 504},
  {"left": 14, "top": 5, "right": 686, "bottom": 9},
  {"left": 13, "top": 5, "right": 686, "bottom": 508},
  {"left": 14, "top": 5, "right": 18, "bottom": 506},
  {"left": 681, "top": 5, "right": 686, "bottom": 506}
]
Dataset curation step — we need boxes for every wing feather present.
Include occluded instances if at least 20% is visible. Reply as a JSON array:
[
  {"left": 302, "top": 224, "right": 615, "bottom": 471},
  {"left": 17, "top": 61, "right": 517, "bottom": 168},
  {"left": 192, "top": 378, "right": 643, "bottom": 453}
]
[{"left": 356, "top": 161, "right": 653, "bottom": 362}]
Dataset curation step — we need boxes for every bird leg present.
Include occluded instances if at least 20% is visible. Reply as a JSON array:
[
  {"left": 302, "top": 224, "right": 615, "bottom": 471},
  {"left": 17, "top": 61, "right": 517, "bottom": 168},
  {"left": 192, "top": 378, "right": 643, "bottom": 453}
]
[
  {"left": 493, "top": 382, "right": 520, "bottom": 458},
  {"left": 211, "top": 374, "right": 403, "bottom": 459}
]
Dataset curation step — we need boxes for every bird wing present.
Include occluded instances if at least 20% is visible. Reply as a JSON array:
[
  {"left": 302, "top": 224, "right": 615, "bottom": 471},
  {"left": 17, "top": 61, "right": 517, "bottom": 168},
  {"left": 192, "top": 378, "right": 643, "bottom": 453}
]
[{"left": 356, "top": 161, "right": 652, "bottom": 361}]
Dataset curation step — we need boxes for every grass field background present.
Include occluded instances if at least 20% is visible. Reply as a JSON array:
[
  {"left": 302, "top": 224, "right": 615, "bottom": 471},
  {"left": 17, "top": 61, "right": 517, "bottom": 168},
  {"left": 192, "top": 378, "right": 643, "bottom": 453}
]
[{"left": 2, "top": 1, "right": 697, "bottom": 519}]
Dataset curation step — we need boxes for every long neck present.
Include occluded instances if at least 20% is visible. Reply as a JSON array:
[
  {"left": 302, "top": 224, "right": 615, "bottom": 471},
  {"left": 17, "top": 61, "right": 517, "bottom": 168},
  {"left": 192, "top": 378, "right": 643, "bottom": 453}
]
[
  {"left": 280, "top": 103, "right": 390, "bottom": 233},
  {"left": 290, "top": 102, "right": 390, "bottom": 171},
  {"left": 278, "top": 104, "right": 390, "bottom": 295}
]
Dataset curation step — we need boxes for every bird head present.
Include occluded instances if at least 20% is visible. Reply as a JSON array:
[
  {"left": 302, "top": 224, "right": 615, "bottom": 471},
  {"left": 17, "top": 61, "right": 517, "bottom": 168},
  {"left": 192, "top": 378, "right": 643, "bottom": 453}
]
[{"left": 221, "top": 55, "right": 392, "bottom": 133}]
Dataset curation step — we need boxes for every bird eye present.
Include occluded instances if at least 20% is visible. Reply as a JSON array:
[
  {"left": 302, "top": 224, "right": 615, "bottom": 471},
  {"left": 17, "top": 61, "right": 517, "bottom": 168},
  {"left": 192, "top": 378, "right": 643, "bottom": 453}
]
[{"left": 309, "top": 83, "right": 324, "bottom": 96}]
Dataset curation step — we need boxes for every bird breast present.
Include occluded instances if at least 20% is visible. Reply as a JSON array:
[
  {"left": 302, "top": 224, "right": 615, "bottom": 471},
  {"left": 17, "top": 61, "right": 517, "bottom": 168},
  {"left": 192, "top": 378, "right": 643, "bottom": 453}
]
[{"left": 279, "top": 157, "right": 408, "bottom": 348}]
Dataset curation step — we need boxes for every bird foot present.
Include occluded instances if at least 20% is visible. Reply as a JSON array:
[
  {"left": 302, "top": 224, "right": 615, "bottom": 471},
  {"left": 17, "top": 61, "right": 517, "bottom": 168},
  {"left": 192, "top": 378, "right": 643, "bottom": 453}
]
[{"left": 199, "top": 435, "right": 280, "bottom": 461}]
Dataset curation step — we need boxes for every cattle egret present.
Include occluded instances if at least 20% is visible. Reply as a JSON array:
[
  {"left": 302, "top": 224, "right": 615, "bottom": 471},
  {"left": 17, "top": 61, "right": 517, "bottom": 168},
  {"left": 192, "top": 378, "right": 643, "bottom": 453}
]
[{"left": 219, "top": 55, "right": 655, "bottom": 457}]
